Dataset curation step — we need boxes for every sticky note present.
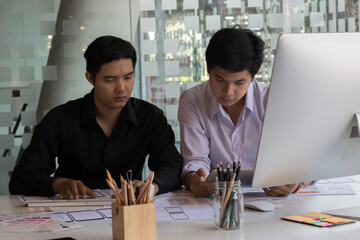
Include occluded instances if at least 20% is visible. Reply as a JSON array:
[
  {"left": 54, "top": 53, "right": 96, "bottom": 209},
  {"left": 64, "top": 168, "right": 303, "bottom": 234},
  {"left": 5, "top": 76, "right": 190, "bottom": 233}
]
[{"left": 282, "top": 212, "right": 355, "bottom": 227}]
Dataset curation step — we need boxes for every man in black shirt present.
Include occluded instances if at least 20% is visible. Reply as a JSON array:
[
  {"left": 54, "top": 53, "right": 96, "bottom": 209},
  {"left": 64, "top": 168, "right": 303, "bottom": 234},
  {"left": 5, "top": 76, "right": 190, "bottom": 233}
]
[{"left": 9, "top": 36, "right": 183, "bottom": 199}]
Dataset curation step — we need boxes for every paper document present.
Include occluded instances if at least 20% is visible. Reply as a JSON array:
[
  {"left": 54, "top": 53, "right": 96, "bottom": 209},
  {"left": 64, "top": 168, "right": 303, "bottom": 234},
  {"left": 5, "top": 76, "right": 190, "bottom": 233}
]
[
  {"left": 316, "top": 175, "right": 360, "bottom": 184},
  {"left": 153, "top": 189, "right": 214, "bottom": 221},
  {"left": 154, "top": 190, "right": 212, "bottom": 208},
  {"left": 297, "top": 184, "right": 355, "bottom": 195},
  {"left": 0, "top": 212, "right": 81, "bottom": 233},
  {"left": 51, "top": 208, "right": 112, "bottom": 222}
]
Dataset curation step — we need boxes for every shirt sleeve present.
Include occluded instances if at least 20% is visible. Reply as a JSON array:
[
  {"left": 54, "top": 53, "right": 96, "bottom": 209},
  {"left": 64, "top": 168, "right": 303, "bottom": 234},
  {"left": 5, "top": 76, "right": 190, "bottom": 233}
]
[
  {"left": 8, "top": 111, "right": 59, "bottom": 196},
  {"left": 147, "top": 108, "right": 183, "bottom": 194},
  {"left": 178, "top": 90, "right": 212, "bottom": 179}
]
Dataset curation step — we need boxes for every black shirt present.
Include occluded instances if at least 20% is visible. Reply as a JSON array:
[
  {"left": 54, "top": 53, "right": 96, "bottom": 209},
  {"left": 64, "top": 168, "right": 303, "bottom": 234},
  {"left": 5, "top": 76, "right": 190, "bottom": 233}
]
[{"left": 9, "top": 90, "right": 183, "bottom": 196}]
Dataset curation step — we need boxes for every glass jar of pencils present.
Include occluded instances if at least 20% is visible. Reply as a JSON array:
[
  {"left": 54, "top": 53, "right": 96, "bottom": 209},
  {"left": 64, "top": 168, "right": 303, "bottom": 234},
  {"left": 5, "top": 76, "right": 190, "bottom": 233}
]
[{"left": 214, "top": 179, "right": 244, "bottom": 230}]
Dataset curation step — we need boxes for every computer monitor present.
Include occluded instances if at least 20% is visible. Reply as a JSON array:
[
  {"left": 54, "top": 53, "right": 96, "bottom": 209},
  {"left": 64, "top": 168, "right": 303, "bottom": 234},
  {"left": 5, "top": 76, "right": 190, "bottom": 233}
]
[{"left": 252, "top": 32, "right": 360, "bottom": 188}]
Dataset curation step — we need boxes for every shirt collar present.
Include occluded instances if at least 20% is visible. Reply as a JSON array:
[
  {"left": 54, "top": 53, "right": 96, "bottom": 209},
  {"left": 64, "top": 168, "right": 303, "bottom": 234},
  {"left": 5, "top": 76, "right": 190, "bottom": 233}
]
[
  {"left": 244, "top": 81, "right": 255, "bottom": 116},
  {"left": 80, "top": 90, "right": 137, "bottom": 126},
  {"left": 80, "top": 90, "right": 96, "bottom": 124},
  {"left": 207, "top": 82, "right": 222, "bottom": 120},
  {"left": 209, "top": 80, "right": 256, "bottom": 120},
  {"left": 122, "top": 98, "right": 138, "bottom": 126}
]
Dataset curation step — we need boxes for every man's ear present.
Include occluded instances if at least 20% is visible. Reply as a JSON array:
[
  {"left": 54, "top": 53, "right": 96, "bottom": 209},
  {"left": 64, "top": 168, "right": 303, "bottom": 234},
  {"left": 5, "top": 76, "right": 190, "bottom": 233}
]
[{"left": 85, "top": 72, "right": 94, "bottom": 86}]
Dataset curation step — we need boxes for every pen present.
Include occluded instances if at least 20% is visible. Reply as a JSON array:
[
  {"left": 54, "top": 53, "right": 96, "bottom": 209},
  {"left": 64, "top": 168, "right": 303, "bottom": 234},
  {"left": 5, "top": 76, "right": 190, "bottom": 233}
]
[
  {"left": 146, "top": 184, "right": 155, "bottom": 203},
  {"left": 235, "top": 157, "right": 242, "bottom": 181},
  {"left": 136, "top": 172, "right": 154, "bottom": 204},
  {"left": 220, "top": 190, "right": 235, "bottom": 228},
  {"left": 233, "top": 157, "right": 236, "bottom": 173},
  {"left": 143, "top": 172, "right": 155, "bottom": 203}
]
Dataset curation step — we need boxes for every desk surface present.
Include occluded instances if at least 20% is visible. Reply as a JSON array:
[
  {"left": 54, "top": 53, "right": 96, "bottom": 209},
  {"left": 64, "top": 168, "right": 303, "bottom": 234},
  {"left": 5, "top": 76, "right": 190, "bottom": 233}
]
[{"left": 1, "top": 186, "right": 360, "bottom": 240}]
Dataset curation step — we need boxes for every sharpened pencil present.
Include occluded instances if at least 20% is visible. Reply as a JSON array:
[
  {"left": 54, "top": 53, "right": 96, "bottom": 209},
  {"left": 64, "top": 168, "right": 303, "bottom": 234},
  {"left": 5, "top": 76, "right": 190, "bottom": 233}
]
[{"left": 105, "top": 178, "right": 121, "bottom": 204}]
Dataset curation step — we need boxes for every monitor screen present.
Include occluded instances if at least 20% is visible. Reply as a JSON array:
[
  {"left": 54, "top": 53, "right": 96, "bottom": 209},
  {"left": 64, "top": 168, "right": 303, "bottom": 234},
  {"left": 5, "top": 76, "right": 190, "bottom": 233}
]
[{"left": 252, "top": 32, "right": 360, "bottom": 188}]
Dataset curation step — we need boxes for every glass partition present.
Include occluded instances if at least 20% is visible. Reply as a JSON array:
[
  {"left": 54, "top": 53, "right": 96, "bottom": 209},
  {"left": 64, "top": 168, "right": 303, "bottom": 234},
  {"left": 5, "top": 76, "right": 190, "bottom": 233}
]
[{"left": 139, "top": 0, "right": 359, "bottom": 144}]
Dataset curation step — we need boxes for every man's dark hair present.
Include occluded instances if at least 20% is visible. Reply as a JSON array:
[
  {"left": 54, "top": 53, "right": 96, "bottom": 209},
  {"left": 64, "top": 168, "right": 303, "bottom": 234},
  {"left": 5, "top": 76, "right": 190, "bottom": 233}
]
[
  {"left": 84, "top": 35, "right": 137, "bottom": 78},
  {"left": 205, "top": 26, "right": 264, "bottom": 77}
]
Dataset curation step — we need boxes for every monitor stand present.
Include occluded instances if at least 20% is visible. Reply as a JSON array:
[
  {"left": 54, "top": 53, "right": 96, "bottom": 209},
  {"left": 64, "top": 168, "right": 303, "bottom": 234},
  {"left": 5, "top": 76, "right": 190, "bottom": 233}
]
[
  {"left": 342, "top": 114, "right": 360, "bottom": 159},
  {"left": 355, "top": 113, "right": 360, "bottom": 138}
]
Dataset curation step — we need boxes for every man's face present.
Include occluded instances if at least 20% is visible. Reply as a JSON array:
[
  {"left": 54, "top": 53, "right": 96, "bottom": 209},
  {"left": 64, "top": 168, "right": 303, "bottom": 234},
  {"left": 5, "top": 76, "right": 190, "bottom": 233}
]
[
  {"left": 209, "top": 66, "right": 253, "bottom": 111},
  {"left": 86, "top": 58, "right": 135, "bottom": 111}
]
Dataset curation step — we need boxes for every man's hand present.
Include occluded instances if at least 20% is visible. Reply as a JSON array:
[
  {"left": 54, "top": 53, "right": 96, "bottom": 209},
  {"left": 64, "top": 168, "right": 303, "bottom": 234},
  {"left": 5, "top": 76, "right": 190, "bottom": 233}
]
[
  {"left": 132, "top": 180, "right": 159, "bottom": 195},
  {"left": 183, "top": 168, "right": 215, "bottom": 197},
  {"left": 263, "top": 181, "right": 312, "bottom": 197},
  {"left": 262, "top": 184, "right": 298, "bottom": 197},
  {"left": 52, "top": 178, "right": 97, "bottom": 200}
]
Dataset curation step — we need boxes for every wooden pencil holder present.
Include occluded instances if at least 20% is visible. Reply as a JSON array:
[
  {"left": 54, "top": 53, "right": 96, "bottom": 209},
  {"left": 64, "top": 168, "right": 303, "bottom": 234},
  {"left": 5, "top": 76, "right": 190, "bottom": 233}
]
[{"left": 112, "top": 202, "right": 157, "bottom": 240}]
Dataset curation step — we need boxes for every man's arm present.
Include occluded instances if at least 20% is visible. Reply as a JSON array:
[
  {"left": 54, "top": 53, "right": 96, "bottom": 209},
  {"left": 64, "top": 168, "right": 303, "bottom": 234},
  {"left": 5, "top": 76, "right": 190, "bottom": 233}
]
[
  {"left": 9, "top": 112, "right": 59, "bottom": 196},
  {"left": 177, "top": 91, "right": 217, "bottom": 196},
  {"left": 147, "top": 108, "right": 183, "bottom": 194},
  {"left": 9, "top": 109, "right": 96, "bottom": 198}
]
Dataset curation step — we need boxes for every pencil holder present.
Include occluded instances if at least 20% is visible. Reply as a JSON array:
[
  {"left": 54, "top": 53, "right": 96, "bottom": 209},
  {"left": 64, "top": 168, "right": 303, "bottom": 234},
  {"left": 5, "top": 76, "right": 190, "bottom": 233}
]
[
  {"left": 214, "top": 180, "right": 244, "bottom": 230},
  {"left": 111, "top": 202, "right": 157, "bottom": 240}
]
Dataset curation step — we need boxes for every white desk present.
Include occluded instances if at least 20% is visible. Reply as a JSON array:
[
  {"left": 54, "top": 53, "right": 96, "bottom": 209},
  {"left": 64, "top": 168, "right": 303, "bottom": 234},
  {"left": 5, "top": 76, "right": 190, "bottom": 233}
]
[{"left": 1, "top": 187, "right": 360, "bottom": 240}]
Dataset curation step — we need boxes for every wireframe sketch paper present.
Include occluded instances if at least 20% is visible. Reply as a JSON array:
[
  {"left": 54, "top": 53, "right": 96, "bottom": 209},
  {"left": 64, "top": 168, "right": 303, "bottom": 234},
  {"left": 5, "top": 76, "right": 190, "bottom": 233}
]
[{"left": 18, "top": 189, "right": 115, "bottom": 207}]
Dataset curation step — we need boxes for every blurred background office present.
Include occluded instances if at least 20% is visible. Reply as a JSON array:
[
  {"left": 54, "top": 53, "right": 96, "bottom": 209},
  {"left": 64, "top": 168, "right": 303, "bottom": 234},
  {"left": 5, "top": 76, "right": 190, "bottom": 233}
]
[{"left": 0, "top": 0, "right": 358, "bottom": 195}]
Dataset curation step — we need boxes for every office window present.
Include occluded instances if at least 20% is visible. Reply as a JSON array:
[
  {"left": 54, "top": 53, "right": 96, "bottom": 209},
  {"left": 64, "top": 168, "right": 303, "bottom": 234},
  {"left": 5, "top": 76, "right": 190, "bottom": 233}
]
[{"left": 0, "top": 0, "right": 358, "bottom": 195}]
